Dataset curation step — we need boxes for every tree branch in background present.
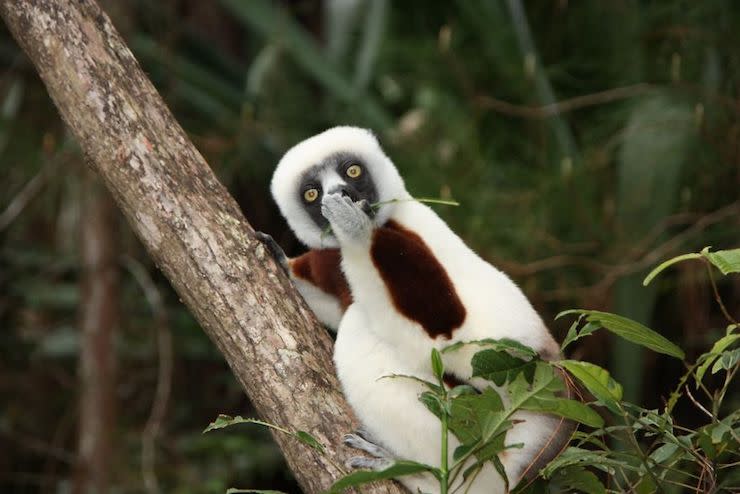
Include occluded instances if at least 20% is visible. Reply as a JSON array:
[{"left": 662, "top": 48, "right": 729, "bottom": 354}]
[
  {"left": 74, "top": 171, "right": 118, "bottom": 494},
  {"left": 0, "top": 153, "right": 58, "bottom": 231},
  {"left": 476, "top": 83, "right": 656, "bottom": 120},
  {"left": 0, "top": 1, "right": 405, "bottom": 492},
  {"left": 123, "top": 256, "right": 173, "bottom": 494}
]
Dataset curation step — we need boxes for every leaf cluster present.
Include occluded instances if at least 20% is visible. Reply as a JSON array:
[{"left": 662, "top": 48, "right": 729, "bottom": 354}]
[{"left": 206, "top": 248, "right": 739, "bottom": 494}]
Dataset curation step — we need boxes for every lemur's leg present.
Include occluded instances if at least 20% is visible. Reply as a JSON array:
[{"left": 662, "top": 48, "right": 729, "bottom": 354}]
[
  {"left": 254, "top": 231, "right": 289, "bottom": 275},
  {"left": 321, "top": 194, "right": 374, "bottom": 245}
]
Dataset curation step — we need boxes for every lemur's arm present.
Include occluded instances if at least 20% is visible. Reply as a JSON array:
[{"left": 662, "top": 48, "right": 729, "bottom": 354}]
[{"left": 256, "top": 232, "right": 351, "bottom": 331}]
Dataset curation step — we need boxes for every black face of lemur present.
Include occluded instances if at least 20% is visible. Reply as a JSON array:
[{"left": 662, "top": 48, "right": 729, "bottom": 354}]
[{"left": 299, "top": 152, "right": 379, "bottom": 233}]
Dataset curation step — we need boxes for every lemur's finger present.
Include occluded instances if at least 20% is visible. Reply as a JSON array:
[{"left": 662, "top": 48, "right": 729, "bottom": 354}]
[
  {"left": 255, "top": 232, "right": 289, "bottom": 275},
  {"left": 343, "top": 433, "right": 392, "bottom": 459}
]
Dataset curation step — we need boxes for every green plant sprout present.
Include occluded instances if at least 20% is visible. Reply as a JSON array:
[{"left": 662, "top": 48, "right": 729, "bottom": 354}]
[{"left": 206, "top": 247, "right": 739, "bottom": 494}]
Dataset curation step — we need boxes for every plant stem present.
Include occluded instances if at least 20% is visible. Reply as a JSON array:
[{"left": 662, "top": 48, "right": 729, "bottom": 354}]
[
  {"left": 705, "top": 260, "right": 738, "bottom": 324},
  {"left": 713, "top": 365, "right": 738, "bottom": 420},
  {"left": 440, "top": 407, "right": 449, "bottom": 494},
  {"left": 619, "top": 405, "right": 663, "bottom": 492}
]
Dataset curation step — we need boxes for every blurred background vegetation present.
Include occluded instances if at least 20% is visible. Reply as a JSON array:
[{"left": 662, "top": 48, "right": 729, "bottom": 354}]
[{"left": 1, "top": 1, "right": 738, "bottom": 493}]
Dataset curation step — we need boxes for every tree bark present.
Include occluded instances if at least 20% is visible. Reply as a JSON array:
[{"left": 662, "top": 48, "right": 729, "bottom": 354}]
[
  {"left": 75, "top": 174, "right": 118, "bottom": 494},
  {"left": 0, "top": 1, "right": 405, "bottom": 493}
]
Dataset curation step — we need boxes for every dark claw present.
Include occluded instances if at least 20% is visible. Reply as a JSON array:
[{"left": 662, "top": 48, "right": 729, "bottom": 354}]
[
  {"left": 255, "top": 232, "right": 289, "bottom": 275},
  {"left": 358, "top": 199, "right": 375, "bottom": 219}
]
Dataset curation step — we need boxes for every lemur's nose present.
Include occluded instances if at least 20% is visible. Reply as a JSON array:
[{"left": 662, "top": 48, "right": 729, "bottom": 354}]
[{"left": 329, "top": 185, "right": 359, "bottom": 201}]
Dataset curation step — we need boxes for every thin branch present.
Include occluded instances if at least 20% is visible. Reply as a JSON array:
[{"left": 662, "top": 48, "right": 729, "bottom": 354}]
[
  {"left": 542, "top": 200, "right": 740, "bottom": 300},
  {"left": 685, "top": 387, "right": 713, "bottom": 421},
  {"left": 0, "top": 154, "right": 59, "bottom": 231},
  {"left": 705, "top": 260, "right": 738, "bottom": 325},
  {"left": 123, "top": 256, "right": 173, "bottom": 494},
  {"left": 0, "top": 428, "right": 77, "bottom": 465},
  {"left": 477, "top": 83, "right": 656, "bottom": 119}
]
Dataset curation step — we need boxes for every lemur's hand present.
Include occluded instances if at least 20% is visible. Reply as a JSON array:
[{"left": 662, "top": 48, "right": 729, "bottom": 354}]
[
  {"left": 321, "top": 193, "right": 374, "bottom": 243},
  {"left": 343, "top": 430, "right": 394, "bottom": 471},
  {"left": 254, "top": 231, "right": 289, "bottom": 275}
]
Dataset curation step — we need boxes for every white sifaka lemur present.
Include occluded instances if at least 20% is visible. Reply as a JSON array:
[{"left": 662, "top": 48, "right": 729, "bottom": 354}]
[{"left": 264, "top": 126, "right": 571, "bottom": 493}]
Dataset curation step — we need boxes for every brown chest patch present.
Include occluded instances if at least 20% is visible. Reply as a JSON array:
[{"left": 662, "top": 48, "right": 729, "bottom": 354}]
[
  {"left": 290, "top": 249, "right": 353, "bottom": 310},
  {"left": 370, "top": 220, "right": 466, "bottom": 339}
]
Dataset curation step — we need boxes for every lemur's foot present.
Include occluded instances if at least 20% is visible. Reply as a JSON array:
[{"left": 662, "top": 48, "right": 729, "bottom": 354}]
[
  {"left": 343, "top": 430, "right": 394, "bottom": 470},
  {"left": 321, "top": 194, "right": 373, "bottom": 242},
  {"left": 346, "top": 456, "right": 393, "bottom": 470},
  {"left": 255, "top": 232, "right": 289, "bottom": 275}
]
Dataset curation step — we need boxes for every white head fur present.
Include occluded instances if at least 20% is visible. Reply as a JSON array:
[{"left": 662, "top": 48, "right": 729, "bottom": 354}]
[{"left": 271, "top": 126, "right": 410, "bottom": 248}]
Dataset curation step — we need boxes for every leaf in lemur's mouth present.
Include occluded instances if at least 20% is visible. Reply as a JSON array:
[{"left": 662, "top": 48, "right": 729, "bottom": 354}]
[
  {"left": 371, "top": 196, "right": 461, "bottom": 210},
  {"left": 319, "top": 196, "right": 460, "bottom": 245}
]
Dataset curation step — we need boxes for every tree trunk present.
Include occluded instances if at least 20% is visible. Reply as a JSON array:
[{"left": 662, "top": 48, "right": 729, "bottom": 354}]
[
  {"left": 75, "top": 173, "right": 118, "bottom": 494},
  {"left": 0, "top": 1, "right": 405, "bottom": 492}
]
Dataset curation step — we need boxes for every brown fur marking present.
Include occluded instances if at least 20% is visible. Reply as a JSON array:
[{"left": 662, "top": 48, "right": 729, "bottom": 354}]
[
  {"left": 442, "top": 373, "right": 468, "bottom": 390},
  {"left": 290, "top": 249, "right": 353, "bottom": 309},
  {"left": 370, "top": 220, "right": 466, "bottom": 339}
]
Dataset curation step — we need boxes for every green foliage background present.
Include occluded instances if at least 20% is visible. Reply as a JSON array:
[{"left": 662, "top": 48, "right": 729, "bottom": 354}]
[{"left": 1, "top": 1, "right": 738, "bottom": 492}]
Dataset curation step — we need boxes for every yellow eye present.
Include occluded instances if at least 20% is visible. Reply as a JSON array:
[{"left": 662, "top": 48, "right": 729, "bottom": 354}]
[
  {"left": 304, "top": 188, "right": 319, "bottom": 202},
  {"left": 346, "top": 164, "right": 362, "bottom": 178}
]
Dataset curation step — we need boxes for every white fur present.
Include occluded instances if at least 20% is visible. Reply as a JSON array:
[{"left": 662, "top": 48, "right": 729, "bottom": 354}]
[
  {"left": 333, "top": 200, "right": 559, "bottom": 493},
  {"left": 271, "top": 126, "right": 409, "bottom": 248},
  {"left": 293, "top": 278, "right": 344, "bottom": 330},
  {"left": 272, "top": 127, "right": 561, "bottom": 493}
]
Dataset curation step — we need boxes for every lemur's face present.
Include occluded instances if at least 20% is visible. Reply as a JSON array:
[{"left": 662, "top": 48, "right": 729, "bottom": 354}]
[
  {"left": 298, "top": 152, "right": 379, "bottom": 235},
  {"left": 271, "top": 127, "right": 409, "bottom": 249}
]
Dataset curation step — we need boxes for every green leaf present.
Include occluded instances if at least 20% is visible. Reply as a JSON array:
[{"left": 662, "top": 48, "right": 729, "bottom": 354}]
[
  {"left": 431, "top": 349, "right": 444, "bottom": 381},
  {"left": 419, "top": 391, "right": 445, "bottom": 418},
  {"left": 708, "top": 419, "right": 733, "bottom": 444},
  {"left": 562, "top": 310, "right": 685, "bottom": 359},
  {"left": 643, "top": 247, "right": 740, "bottom": 286},
  {"left": 542, "top": 447, "right": 628, "bottom": 477},
  {"left": 559, "top": 360, "right": 623, "bottom": 414},
  {"left": 490, "top": 455, "right": 509, "bottom": 492},
  {"left": 561, "top": 320, "right": 600, "bottom": 352},
  {"left": 703, "top": 247, "right": 740, "bottom": 275},
  {"left": 204, "top": 415, "right": 289, "bottom": 435},
  {"left": 227, "top": 490, "right": 287, "bottom": 494},
  {"left": 204, "top": 415, "right": 325, "bottom": 453},
  {"left": 294, "top": 431, "right": 325, "bottom": 453},
  {"left": 696, "top": 333, "right": 740, "bottom": 384},
  {"left": 648, "top": 443, "right": 679, "bottom": 464},
  {"left": 445, "top": 388, "right": 508, "bottom": 465},
  {"left": 521, "top": 393, "right": 604, "bottom": 428},
  {"left": 713, "top": 348, "right": 740, "bottom": 374},
  {"left": 642, "top": 253, "right": 702, "bottom": 286},
  {"left": 325, "top": 461, "right": 437, "bottom": 493},
  {"left": 480, "top": 411, "right": 508, "bottom": 442},
  {"left": 380, "top": 373, "right": 443, "bottom": 393},
  {"left": 453, "top": 443, "right": 475, "bottom": 462},
  {"left": 471, "top": 349, "right": 536, "bottom": 386},
  {"left": 513, "top": 364, "right": 604, "bottom": 427},
  {"left": 553, "top": 466, "right": 606, "bottom": 494},
  {"left": 442, "top": 338, "right": 537, "bottom": 358},
  {"left": 449, "top": 385, "right": 479, "bottom": 398},
  {"left": 561, "top": 315, "right": 585, "bottom": 351}
]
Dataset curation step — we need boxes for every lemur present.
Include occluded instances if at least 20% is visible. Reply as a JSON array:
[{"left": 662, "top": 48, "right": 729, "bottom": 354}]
[{"left": 264, "top": 126, "right": 570, "bottom": 493}]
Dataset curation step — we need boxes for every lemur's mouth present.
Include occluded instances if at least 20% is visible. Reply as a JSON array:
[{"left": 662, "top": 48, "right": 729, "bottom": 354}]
[{"left": 360, "top": 200, "right": 376, "bottom": 218}]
